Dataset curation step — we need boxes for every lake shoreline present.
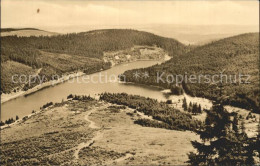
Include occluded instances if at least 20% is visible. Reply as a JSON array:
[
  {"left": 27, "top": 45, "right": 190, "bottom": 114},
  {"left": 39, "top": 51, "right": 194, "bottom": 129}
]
[
  {"left": 1, "top": 71, "right": 86, "bottom": 104},
  {"left": 2, "top": 90, "right": 259, "bottom": 138},
  {"left": 1, "top": 58, "right": 167, "bottom": 104}
]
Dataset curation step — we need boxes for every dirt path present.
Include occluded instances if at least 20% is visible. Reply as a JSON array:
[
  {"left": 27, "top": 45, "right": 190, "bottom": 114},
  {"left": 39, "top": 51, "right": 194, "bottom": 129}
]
[
  {"left": 74, "top": 131, "right": 104, "bottom": 160},
  {"left": 73, "top": 105, "right": 136, "bottom": 165},
  {"left": 84, "top": 108, "right": 99, "bottom": 129},
  {"left": 73, "top": 106, "right": 107, "bottom": 161},
  {"left": 35, "top": 68, "right": 42, "bottom": 75}
]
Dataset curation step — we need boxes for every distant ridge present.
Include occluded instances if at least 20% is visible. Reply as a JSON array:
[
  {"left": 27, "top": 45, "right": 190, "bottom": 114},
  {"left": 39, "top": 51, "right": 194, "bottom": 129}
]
[
  {"left": 1, "top": 28, "right": 59, "bottom": 37},
  {"left": 1, "top": 28, "right": 41, "bottom": 32}
]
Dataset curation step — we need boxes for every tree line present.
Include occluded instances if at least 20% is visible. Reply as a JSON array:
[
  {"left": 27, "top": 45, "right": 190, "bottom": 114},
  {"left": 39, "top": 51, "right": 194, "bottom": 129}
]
[
  {"left": 99, "top": 92, "right": 203, "bottom": 131},
  {"left": 99, "top": 92, "right": 259, "bottom": 165},
  {"left": 182, "top": 97, "right": 202, "bottom": 115},
  {"left": 0, "top": 115, "right": 19, "bottom": 126},
  {"left": 67, "top": 94, "right": 95, "bottom": 101}
]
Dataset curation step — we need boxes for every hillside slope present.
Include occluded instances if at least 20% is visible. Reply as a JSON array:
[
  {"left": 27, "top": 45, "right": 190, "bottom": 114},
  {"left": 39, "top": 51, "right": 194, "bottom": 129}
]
[
  {"left": 123, "top": 33, "right": 259, "bottom": 112},
  {"left": 0, "top": 98, "right": 199, "bottom": 165},
  {"left": 1, "top": 29, "right": 186, "bottom": 94}
]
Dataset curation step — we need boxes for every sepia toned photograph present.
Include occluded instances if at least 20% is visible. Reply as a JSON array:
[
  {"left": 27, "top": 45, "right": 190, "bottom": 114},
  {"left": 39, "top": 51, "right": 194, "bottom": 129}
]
[{"left": 0, "top": 0, "right": 259, "bottom": 165}]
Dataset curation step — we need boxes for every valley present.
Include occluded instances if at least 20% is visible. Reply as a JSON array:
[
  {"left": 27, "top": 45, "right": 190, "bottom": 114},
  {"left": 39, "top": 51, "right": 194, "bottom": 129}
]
[
  {"left": 1, "top": 44, "right": 169, "bottom": 104},
  {"left": 1, "top": 28, "right": 259, "bottom": 166},
  {"left": 1, "top": 29, "right": 185, "bottom": 100},
  {"left": 1, "top": 0, "right": 259, "bottom": 165}
]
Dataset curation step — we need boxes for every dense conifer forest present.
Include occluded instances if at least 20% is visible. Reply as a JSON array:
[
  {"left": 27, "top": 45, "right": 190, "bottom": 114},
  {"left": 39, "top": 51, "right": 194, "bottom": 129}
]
[
  {"left": 1, "top": 29, "right": 186, "bottom": 93},
  {"left": 123, "top": 33, "right": 259, "bottom": 113}
]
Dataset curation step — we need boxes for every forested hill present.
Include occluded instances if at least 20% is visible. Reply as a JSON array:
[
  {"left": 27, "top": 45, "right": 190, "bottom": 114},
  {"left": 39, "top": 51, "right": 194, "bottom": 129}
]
[
  {"left": 1, "top": 29, "right": 186, "bottom": 93},
  {"left": 123, "top": 33, "right": 259, "bottom": 112},
  {"left": 1, "top": 29, "right": 186, "bottom": 67}
]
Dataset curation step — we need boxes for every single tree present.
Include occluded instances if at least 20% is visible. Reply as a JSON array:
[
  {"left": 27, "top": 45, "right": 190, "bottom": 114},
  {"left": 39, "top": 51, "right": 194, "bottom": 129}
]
[
  {"left": 188, "top": 101, "right": 254, "bottom": 165},
  {"left": 182, "top": 97, "right": 188, "bottom": 111},
  {"left": 192, "top": 103, "right": 198, "bottom": 115},
  {"left": 0, "top": 121, "right": 5, "bottom": 126},
  {"left": 198, "top": 104, "right": 202, "bottom": 114}
]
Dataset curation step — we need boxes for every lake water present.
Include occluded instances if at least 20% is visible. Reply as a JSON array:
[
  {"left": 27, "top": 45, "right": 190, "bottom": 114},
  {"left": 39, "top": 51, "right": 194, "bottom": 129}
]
[
  {"left": 2, "top": 60, "right": 257, "bottom": 138},
  {"left": 1, "top": 61, "right": 171, "bottom": 121}
]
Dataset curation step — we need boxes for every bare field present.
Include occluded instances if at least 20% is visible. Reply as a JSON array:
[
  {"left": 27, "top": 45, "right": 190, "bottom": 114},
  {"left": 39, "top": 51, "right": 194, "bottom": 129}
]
[
  {"left": 1, "top": 30, "right": 58, "bottom": 37},
  {"left": 1, "top": 100, "right": 199, "bottom": 165}
]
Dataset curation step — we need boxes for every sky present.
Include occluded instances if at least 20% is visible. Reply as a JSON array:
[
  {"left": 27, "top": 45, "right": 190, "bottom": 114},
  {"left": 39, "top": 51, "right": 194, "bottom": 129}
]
[{"left": 1, "top": 0, "right": 259, "bottom": 33}]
